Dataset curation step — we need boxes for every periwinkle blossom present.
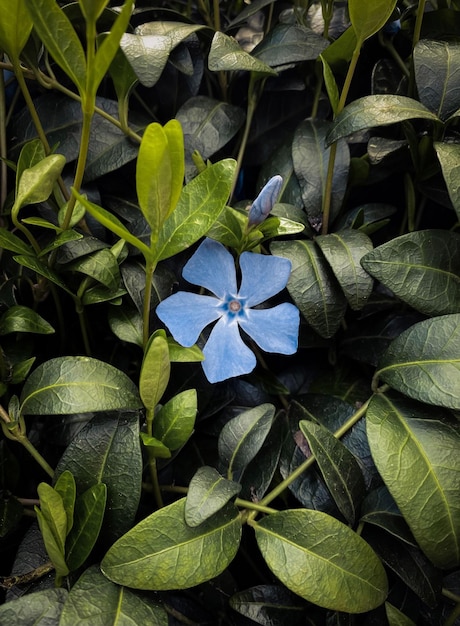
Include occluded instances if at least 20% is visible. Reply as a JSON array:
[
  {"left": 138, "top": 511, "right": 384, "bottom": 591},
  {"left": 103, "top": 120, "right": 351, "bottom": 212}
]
[
  {"left": 156, "top": 238, "right": 300, "bottom": 383},
  {"left": 248, "top": 175, "right": 283, "bottom": 226}
]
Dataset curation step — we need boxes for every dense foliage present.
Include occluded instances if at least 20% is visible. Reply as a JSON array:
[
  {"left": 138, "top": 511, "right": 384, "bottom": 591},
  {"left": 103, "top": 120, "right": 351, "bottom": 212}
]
[{"left": 0, "top": 0, "right": 460, "bottom": 624}]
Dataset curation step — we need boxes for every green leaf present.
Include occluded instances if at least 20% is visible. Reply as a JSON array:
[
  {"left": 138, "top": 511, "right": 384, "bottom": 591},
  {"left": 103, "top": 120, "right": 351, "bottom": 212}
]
[
  {"left": 253, "top": 24, "right": 328, "bottom": 67},
  {"left": 108, "top": 305, "right": 143, "bottom": 347},
  {"left": 185, "top": 466, "right": 241, "bottom": 528},
  {"left": 13, "top": 254, "right": 75, "bottom": 296},
  {"left": 230, "top": 585, "right": 309, "bottom": 626},
  {"left": 154, "top": 159, "right": 236, "bottom": 261},
  {"left": 414, "top": 39, "right": 460, "bottom": 121},
  {"left": 152, "top": 389, "right": 197, "bottom": 450},
  {"left": 326, "top": 96, "right": 439, "bottom": 145},
  {"left": 252, "top": 509, "right": 388, "bottom": 612},
  {"left": 360, "top": 486, "right": 417, "bottom": 547},
  {"left": 320, "top": 54, "right": 340, "bottom": 114},
  {"left": 218, "top": 404, "right": 276, "bottom": 476},
  {"left": 385, "top": 602, "right": 417, "bottom": 626},
  {"left": 15, "top": 154, "right": 66, "bottom": 210},
  {"left": 316, "top": 230, "right": 374, "bottom": 310},
  {"left": 107, "top": 42, "right": 139, "bottom": 113},
  {"left": 349, "top": 0, "right": 397, "bottom": 43},
  {"left": 375, "top": 314, "right": 460, "bottom": 410},
  {"left": 54, "top": 470, "right": 76, "bottom": 536},
  {"left": 20, "top": 356, "right": 142, "bottom": 415},
  {"left": 299, "top": 420, "right": 366, "bottom": 525},
  {"left": 208, "top": 31, "right": 277, "bottom": 75},
  {"left": 367, "top": 392, "right": 460, "bottom": 569},
  {"left": 0, "top": 305, "right": 54, "bottom": 335},
  {"left": 0, "top": 0, "right": 33, "bottom": 59},
  {"left": 140, "top": 433, "right": 171, "bottom": 459},
  {"left": 361, "top": 230, "right": 460, "bottom": 316},
  {"left": 39, "top": 230, "right": 83, "bottom": 257},
  {"left": 167, "top": 338, "right": 204, "bottom": 362},
  {"left": 67, "top": 248, "right": 121, "bottom": 291},
  {"left": 24, "top": 0, "right": 86, "bottom": 93},
  {"left": 101, "top": 498, "right": 242, "bottom": 590},
  {"left": 59, "top": 565, "right": 168, "bottom": 626},
  {"left": 139, "top": 332, "right": 170, "bottom": 411},
  {"left": 65, "top": 483, "right": 107, "bottom": 571},
  {"left": 0, "top": 589, "right": 67, "bottom": 625},
  {"left": 78, "top": 0, "right": 109, "bottom": 22},
  {"left": 271, "top": 240, "right": 347, "bottom": 338},
  {"left": 434, "top": 142, "right": 460, "bottom": 221},
  {"left": 15, "top": 139, "right": 46, "bottom": 197},
  {"left": 36, "top": 483, "right": 69, "bottom": 576},
  {"left": 0, "top": 228, "right": 33, "bottom": 255},
  {"left": 206, "top": 205, "right": 247, "bottom": 250},
  {"left": 55, "top": 413, "right": 142, "bottom": 544}
]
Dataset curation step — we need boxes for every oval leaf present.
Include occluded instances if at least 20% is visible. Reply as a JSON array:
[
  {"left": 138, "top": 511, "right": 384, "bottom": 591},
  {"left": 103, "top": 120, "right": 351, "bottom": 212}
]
[
  {"left": 367, "top": 392, "right": 460, "bottom": 569},
  {"left": 434, "top": 142, "right": 460, "bottom": 221},
  {"left": 208, "top": 31, "right": 276, "bottom": 75},
  {"left": 375, "top": 314, "right": 460, "bottom": 409},
  {"left": 101, "top": 498, "right": 242, "bottom": 590},
  {"left": 139, "top": 332, "right": 171, "bottom": 411},
  {"left": 0, "top": 0, "right": 33, "bottom": 59},
  {"left": 253, "top": 509, "right": 388, "bottom": 613},
  {"left": 349, "top": 0, "right": 397, "bottom": 43},
  {"left": 0, "top": 305, "right": 55, "bottom": 335},
  {"left": 253, "top": 24, "right": 328, "bottom": 67},
  {"left": 185, "top": 466, "right": 241, "bottom": 527},
  {"left": 152, "top": 389, "right": 197, "bottom": 450}
]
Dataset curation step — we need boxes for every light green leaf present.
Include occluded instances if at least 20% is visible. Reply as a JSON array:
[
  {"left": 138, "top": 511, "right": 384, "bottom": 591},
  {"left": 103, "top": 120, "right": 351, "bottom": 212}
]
[
  {"left": 349, "top": 0, "right": 397, "bottom": 43},
  {"left": 326, "top": 96, "right": 439, "bottom": 145},
  {"left": 367, "top": 392, "right": 460, "bottom": 569},
  {"left": 0, "top": 589, "right": 67, "bottom": 625},
  {"left": 434, "top": 142, "right": 460, "bottom": 221},
  {"left": 36, "top": 483, "right": 69, "bottom": 576},
  {"left": 0, "top": 305, "right": 54, "bottom": 335},
  {"left": 185, "top": 466, "right": 241, "bottom": 528},
  {"left": 218, "top": 404, "right": 276, "bottom": 476},
  {"left": 271, "top": 240, "right": 347, "bottom": 338},
  {"left": 361, "top": 230, "right": 460, "bottom": 316},
  {"left": 320, "top": 54, "right": 340, "bottom": 114},
  {"left": 139, "top": 332, "right": 170, "bottom": 411},
  {"left": 15, "top": 139, "right": 46, "bottom": 197},
  {"left": 167, "top": 338, "right": 204, "bottom": 362},
  {"left": 78, "top": 0, "right": 109, "bottom": 21},
  {"left": 140, "top": 433, "right": 171, "bottom": 459},
  {"left": 101, "top": 498, "right": 242, "bottom": 590},
  {"left": 20, "top": 356, "right": 142, "bottom": 415},
  {"left": 24, "top": 0, "right": 86, "bottom": 92},
  {"left": 208, "top": 31, "right": 276, "bottom": 75},
  {"left": 299, "top": 420, "right": 366, "bottom": 525},
  {"left": 60, "top": 565, "right": 168, "bottom": 626},
  {"left": 154, "top": 159, "right": 236, "bottom": 261},
  {"left": 0, "top": 228, "right": 33, "bottom": 255},
  {"left": 152, "top": 389, "right": 197, "bottom": 450},
  {"left": 375, "top": 314, "right": 460, "bottom": 409},
  {"left": 253, "top": 509, "right": 388, "bottom": 612},
  {"left": 54, "top": 470, "right": 76, "bottom": 536},
  {"left": 0, "top": 0, "right": 33, "bottom": 59},
  {"left": 66, "top": 483, "right": 107, "bottom": 571},
  {"left": 15, "top": 154, "right": 66, "bottom": 210}
]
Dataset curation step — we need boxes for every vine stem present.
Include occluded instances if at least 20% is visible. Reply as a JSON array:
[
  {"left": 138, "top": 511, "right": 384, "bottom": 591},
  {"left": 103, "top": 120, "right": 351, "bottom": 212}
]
[
  {"left": 143, "top": 260, "right": 156, "bottom": 348},
  {"left": 247, "top": 396, "right": 371, "bottom": 522},
  {"left": 412, "top": 0, "right": 426, "bottom": 50}
]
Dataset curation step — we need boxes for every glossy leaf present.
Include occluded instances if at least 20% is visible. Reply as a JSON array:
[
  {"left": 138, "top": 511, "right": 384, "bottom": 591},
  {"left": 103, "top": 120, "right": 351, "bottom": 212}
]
[
  {"left": 185, "top": 466, "right": 241, "bottom": 527},
  {"left": 326, "top": 96, "right": 439, "bottom": 145},
  {"left": 15, "top": 154, "right": 66, "bottom": 210},
  {"left": 139, "top": 332, "right": 170, "bottom": 411},
  {"left": 414, "top": 39, "right": 460, "bottom": 121},
  {"left": 0, "top": 0, "right": 33, "bottom": 59},
  {"left": 0, "top": 305, "right": 54, "bottom": 335},
  {"left": 375, "top": 314, "right": 460, "bottom": 410},
  {"left": 0, "top": 228, "right": 33, "bottom": 255},
  {"left": 154, "top": 158, "right": 236, "bottom": 261},
  {"left": 67, "top": 248, "right": 121, "bottom": 291},
  {"left": 230, "top": 585, "right": 309, "bottom": 626},
  {"left": 253, "top": 24, "right": 328, "bottom": 67},
  {"left": 152, "top": 389, "right": 197, "bottom": 450},
  {"left": 54, "top": 470, "right": 76, "bottom": 536},
  {"left": 140, "top": 433, "right": 171, "bottom": 459},
  {"left": 208, "top": 31, "right": 276, "bottom": 75},
  {"left": 434, "top": 142, "right": 460, "bottom": 221},
  {"left": 65, "top": 483, "right": 107, "bottom": 571},
  {"left": 20, "top": 356, "right": 142, "bottom": 415},
  {"left": 271, "top": 240, "right": 347, "bottom": 338},
  {"left": 0, "top": 589, "right": 67, "bottom": 625},
  {"left": 360, "top": 486, "right": 417, "bottom": 546},
  {"left": 316, "top": 229, "right": 374, "bottom": 310},
  {"left": 218, "top": 404, "right": 276, "bottom": 476},
  {"left": 59, "top": 565, "right": 168, "bottom": 626},
  {"left": 349, "top": 0, "right": 397, "bottom": 43},
  {"left": 101, "top": 498, "right": 242, "bottom": 590},
  {"left": 35, "top": 483, "right": 69, "bottom": 576},
  {"left": 367, "top": 392, "right": 460, "bottom": 568},
  {"left": 361, "top": 230, "right": 460, "bottom": 316},
  {"left": 299, "top": 420, "right": 366, "bottom": 525},
  {"left": 253, "top": 509, "right": 388, "bottom": 612},
  {"left": 108, "top": 305, "right": 143, "bottom": 347}
]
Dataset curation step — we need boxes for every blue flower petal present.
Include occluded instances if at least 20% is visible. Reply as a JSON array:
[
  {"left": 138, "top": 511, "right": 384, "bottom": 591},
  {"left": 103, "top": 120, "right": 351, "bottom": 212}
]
[
  {"left": 239, "top": 303, "right": 299, "bottom": 354},
  {"left": 183, "top": 238, "right": 237, "bottom": 298},
  {"left": 238, "top": 252, "right": 292, "bottom": 306},
  {"left": 202, "top": 317, "right": 256, "bottom": 383},
  {"left": 156, "top": 292, "right": 222, "bottom": 347}
]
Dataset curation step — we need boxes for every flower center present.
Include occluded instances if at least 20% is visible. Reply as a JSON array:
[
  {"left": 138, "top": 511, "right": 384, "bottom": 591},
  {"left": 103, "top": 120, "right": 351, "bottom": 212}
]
[{"left": 229, "top": 299, "right": 241, "bottom": 313}]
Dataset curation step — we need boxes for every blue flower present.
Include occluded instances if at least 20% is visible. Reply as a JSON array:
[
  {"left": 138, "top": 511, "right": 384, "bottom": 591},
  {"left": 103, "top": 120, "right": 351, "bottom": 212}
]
[
  {"left": 248, "top": 175, "right": 283, "bottom": 226},
  {"left": 156, "top": 238, "right": 300, "bottom": 383}
]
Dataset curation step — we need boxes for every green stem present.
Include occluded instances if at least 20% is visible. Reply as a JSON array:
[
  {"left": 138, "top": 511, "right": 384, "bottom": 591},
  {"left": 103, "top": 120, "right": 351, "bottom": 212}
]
[
  {"left": 148, "top": 452, "right": 164, "bottom": 509},
  {"left": 412, "top": 0, "right": 426, "bottom": 50},
  {"left": 143, "top": 261, "right": 156, "bottom": 349},
  {"left": 13, "top": 59, "right": 51, "bottom": 153},
  {"left": 14, "top": 429, "right": 55, "bottom": 478}
]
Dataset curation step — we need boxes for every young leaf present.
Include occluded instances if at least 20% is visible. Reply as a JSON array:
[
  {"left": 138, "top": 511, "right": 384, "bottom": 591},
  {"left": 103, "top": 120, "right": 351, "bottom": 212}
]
[
  {"left": 375, "top": 314, "right": 460, "bottom": 409},
  {"left": 101, "top": 498, "right": 242, "bottom": 590},
  {"left": 15, "top": 154, "right": 66, "bottom": 210},
  {"left": 349, "top": 0, "right": 397, "bottom": 43},
  {"left": 185, "top": 466, "right": 241, "bottom": 528},
  {"left": 320, "top": 55, "right": 340, "bottom": 114},
  {"left": 36, "top": 483, "right": 69, "bottom": 576},
  {"left": 0, "top": 0, "right": 33, "bottom": 59},
  {"left": 54, "top": 470, "right": 76, "bottom": 536},
  {"left": 15, "top": 139, "right": 46, "bottom": 197},
  {"left": 0, "top": 305, "right": 54, "bottom": 335},
  {"left": 218, "top": 404, "right": 276, "bottom": 476},
  {"left": 152, "top": 389, "right": 197, "bottom": 451},
  {"left": 140, "top": 433, "right": 171, "bottom": 459},
  {"left": 139, "top": 332, "right": 170, "bottom": 411},
  {"left": 65, "top": 483, "right": 107, "bottom": 571},
  {"left": 78, "top": 0, "right": 109, "bottom": 23},
  {"left": 0, "top": 228, "right": 33, "bottom": 255},
  {"left": 367, "top": 392, "right": 460, "bottom": 569},
  {"left": 252, "top": 509, "right": 388, "bottom": 612},
  {"left": 20, "top": 356, "right": 142, "bottom": 415}
]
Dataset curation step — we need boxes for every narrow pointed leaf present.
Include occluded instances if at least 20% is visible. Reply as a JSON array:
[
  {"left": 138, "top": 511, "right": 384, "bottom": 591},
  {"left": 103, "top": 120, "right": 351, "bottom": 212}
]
[
  {"left": 13, "top": 254, "right": 75, "bottom": 296},
  {"left": 0, "top": 305, "right": 54, "bottom": 335},
  {"left": 375, "top": 314, "right": 460, "bottom": 409},
  {"left": 185, "top": 466, "right": 241, "bottom": 527},
  {"left": 101, "top": 498, "right": 242, "bottom": 590},
  {"left": 0, "top": 228, "right": 33, "bottom": 255},
  {"left": 139, "top": 332, "right": 170, "bottom": 411},
  {"left": 36, "top": 483, "right": 69, "bottom": 576},
  {"left": 367, "top": 392, "right": 460, "bottom": 569},
  {"left": 54, "top": 470, "right": 76, "bottom": 536},
  {"left": 152, "top": 389, "right": 197, "bottom": 450},
  {"left": 253, "top": 509, "right": 388, "bottom": 612},
  {"left": 66, "top": 483, "right": 107, "bottom": 571},
  {"left": 434, "top": 142, "right": 460, "bottom": 221},
  {"left": 208, "top": 31, "right": 276, "bottom": 75},
  {"left": 349, "top": 0, "right": 397, "bottom": 43}
]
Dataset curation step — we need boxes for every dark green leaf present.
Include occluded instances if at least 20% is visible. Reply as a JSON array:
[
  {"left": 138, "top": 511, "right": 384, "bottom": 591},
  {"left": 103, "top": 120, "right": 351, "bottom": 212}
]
[
  {"left": 152, "top": 389, "right": 197, "bottom": 450},
  {"left": 20, "top": 356, "right": 142, "bottom": 415},
  {"left": 0, "top": 589, "right": 67, "bottom": 625},
  {"left": 434, "top": 142, "right": 460, "bottom": 221},
  {"left": 67, "top": 248, "right": 121, "bottom": 291},
  {"left": 13, "top": 254, "right": 75, "bottom": 296},
  {"left": 360, "top": 486, "right": 417, "bottom": 546},
  {"left": 253, "top": 25, "right": 328, "bottom": 67},
  {"left": 208, "top": 31, "right": 276, "bottom": 75},
  {"left": 230, "top": 585, "right": 309, "bottom": 626},
  {"left": 185, "top": 466, "right": 241, "bottom": 527},
  {"left": 66, "top": 483, "right": 107, "bottom": 571},
  {"left": 101, "top": 499, "right": 242, "bottom": 590},
  {"left": 253, "top": 509, "right": 388, "bottom": 612},
  {"left": 367, "top": 392, "right": 460, "bottom": 568},
  {"left": 0, "top": 228, "right": 33, "bottom": 255},
  {"left": 385, "top": 602, "right": 417, "bottom": 626},
  {"left": 375, "top": 314, "right": 460, "bottom": 409},
  {"left": 361, "top": 230, "right": 460, "bottom": 316},
  {"left": 108, "top": 305, "right": 143, "bottom": 347},
  {"left": 0, "top": 305, "right": 54, "bottom": 335}
]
